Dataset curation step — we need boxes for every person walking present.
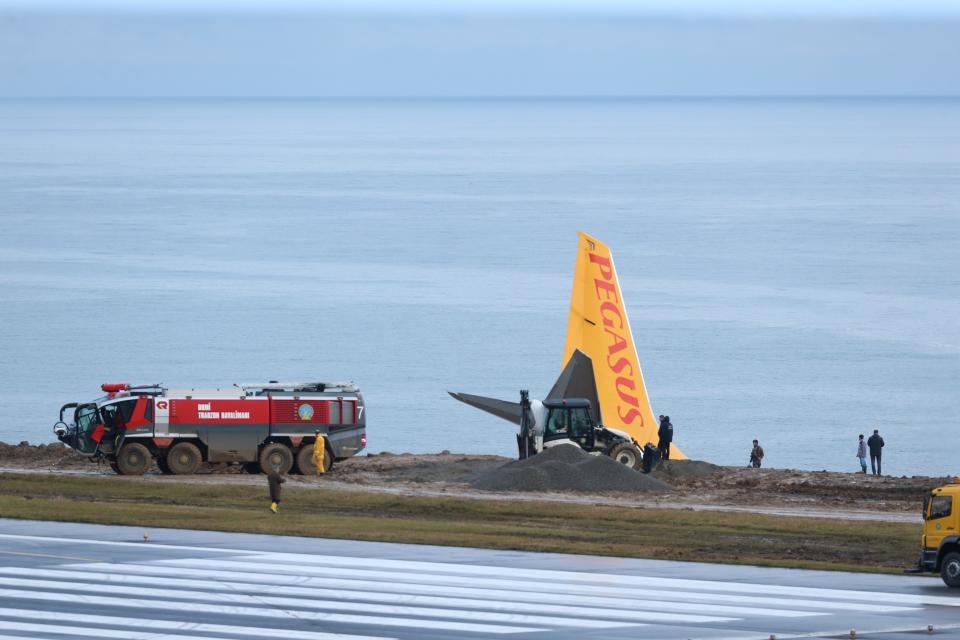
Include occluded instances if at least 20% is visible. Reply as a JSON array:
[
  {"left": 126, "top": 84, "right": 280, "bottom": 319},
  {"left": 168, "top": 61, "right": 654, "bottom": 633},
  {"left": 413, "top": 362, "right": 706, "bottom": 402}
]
[
  {"left": 267, "top": 464, "right": 285, "bottom": 513},
  {"left": 856, "top": 434, "right": 868, "bottom": 474},
  {"left": 313, "top": 429, "right": 327, "bottom": 476},
  {"left": 657, "top": 415, "right": 674, "bottom": 461},
  {"left": 867, "top": 429, "right": 885, "bottom": 476},
  {"left": 749, "top": 439, "right": 764, "bottom": 468}
]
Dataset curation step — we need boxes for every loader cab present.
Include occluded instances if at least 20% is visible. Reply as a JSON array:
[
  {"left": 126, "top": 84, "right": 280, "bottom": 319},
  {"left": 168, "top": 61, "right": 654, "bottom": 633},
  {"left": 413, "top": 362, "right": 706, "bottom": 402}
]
[{"left": 542, "top": 399, "right": 595, "bottom": 449}]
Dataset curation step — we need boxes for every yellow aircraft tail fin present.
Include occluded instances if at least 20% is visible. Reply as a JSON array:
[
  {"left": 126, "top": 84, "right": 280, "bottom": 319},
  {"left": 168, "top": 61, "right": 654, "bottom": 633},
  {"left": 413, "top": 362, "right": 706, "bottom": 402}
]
[{"left": 562, "top": 231, "right": 685, "bottom": 459}]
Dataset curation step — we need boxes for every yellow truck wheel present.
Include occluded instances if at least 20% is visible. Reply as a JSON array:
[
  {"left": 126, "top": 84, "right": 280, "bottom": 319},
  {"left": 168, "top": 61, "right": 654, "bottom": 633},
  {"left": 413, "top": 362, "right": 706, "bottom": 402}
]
[{"left": 942, "top": 552, "right": 960, "bottom": 588}]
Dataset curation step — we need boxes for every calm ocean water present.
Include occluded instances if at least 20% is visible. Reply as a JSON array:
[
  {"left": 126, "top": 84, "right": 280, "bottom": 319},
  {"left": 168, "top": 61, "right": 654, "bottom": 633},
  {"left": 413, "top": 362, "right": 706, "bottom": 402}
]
[{"left": 0, "top": 98, "right": 957, "bottom": 475}]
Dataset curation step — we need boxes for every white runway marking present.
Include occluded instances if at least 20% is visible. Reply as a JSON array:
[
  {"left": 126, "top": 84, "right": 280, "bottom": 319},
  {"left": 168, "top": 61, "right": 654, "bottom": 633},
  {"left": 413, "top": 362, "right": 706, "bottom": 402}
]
[
  {"left": 687, "top": 622, "right": 960, "bottom": 640},
  {"left": 63, "top": 561, "right": 919, "bottom": 614},
  {"left": 0, "top": 574, "right": 653, "bottom": 628},
  {"left": 152, "top": 555, "right": 942, "bottom": 611},
  {"left": 5, "top": 532, "right": 953, "bottom": 606},
  {"left": 0, "top": 620, "right": 279, "bottom": 640},
  {"left": 1, "top": 531, "right": 956, "bottom": 640},
  {"left": 0, "top": 607, "right": 394, "bottom": 640},
  {"left": 0, "top": 588, "right": 545, "bottom": 635},
  {"left": 242, "top": 551, "right": 960, "bottom": 607},
  {"left": 0, "top": 568, "right": 755, "bottom": 622}
]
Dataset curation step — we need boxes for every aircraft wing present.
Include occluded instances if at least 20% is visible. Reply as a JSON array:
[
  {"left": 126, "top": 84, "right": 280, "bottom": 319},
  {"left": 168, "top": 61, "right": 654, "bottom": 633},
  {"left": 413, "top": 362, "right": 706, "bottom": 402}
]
[{"left": 447, "top": 391, "right": 521, "bottom": 426}]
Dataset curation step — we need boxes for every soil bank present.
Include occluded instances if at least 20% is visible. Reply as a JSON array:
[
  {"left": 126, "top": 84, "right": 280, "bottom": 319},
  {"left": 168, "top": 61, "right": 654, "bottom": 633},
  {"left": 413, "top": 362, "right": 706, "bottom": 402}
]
[{"left": 0, "top": 441, "right": 947, "bottom": 521}]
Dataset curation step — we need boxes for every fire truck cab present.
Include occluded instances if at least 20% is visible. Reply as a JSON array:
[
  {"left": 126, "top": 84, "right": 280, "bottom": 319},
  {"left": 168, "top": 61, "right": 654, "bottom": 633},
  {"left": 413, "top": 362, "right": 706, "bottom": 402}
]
[{"left": 54, "top": 381, "right": 366, "bottom": 475}]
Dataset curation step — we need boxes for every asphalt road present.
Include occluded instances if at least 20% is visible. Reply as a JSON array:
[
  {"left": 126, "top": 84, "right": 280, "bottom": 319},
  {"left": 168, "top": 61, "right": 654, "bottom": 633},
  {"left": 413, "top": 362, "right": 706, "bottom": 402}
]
[{"left": 0, "top": 518, "right": 957, "bottom": 640}]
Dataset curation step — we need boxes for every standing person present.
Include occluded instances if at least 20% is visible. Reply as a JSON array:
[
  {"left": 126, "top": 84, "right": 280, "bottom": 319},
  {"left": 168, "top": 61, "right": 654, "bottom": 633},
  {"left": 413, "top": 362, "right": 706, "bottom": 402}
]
[
  {"left": 856, "top": 434, "right": 868, "bottom": 474},
  {"left": 657, "top": 415, "right": 674, "bottom": 461},
  {"left": 267, "top": 464, "right": 285, "bottom": 513},
  {"left": 749, "top": 439, "right": 764, "bottom": 468},
  {"left": 867, "top": 429, "right": 885, "bottom": 476},
  {"left": 313, "top": 429, "right": 327, "bottom": 476}
]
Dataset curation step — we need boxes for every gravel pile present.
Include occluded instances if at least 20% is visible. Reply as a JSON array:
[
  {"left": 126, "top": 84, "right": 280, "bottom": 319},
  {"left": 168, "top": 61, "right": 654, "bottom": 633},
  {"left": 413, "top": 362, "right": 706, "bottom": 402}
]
[
  {"left": 470, "top": 444, "right": 674, "bottom": 493},
  {"left": 651, "top": 459, "right": 723, "bottom": 480}
]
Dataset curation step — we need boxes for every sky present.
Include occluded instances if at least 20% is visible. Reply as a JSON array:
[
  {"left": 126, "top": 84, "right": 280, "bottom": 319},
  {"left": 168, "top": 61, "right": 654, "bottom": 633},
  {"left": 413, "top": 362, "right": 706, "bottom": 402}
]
[
  {"left": 5, "top": 1, "right": 960, "bottom": 16},
  {"left": 1, "top": 0, "right": 958, "bottom": 97}
]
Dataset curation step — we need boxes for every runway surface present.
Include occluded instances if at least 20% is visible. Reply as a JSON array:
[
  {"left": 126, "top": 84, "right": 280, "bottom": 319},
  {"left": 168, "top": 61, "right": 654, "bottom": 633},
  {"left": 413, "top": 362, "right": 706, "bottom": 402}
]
[{"left": 0, "top": 519, "right": 957, "bottom": 640}]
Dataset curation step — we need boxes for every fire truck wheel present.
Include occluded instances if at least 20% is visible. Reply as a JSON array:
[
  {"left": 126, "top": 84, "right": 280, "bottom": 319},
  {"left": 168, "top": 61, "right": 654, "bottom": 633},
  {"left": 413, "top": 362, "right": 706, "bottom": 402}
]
[
  {"left": 295, "top": 444, "right": 333, "bottom": 475},
  {"left": 116, "top": 443, "right": 151, "bottom": 476},
  {"left": 156, "top": 456, "right": 172, "bottom": 474},
  {"left": 942, "top": 552, "right": 960, "bottom": 588},
  {"left": 166, "top": 442, "right": 202, "bottom": 475},
  {"left": 259, "top": 443, "right": 294, "bottom": 475},
  {"left": 608, "top": 442, "right": 642, "bottom": 470}
]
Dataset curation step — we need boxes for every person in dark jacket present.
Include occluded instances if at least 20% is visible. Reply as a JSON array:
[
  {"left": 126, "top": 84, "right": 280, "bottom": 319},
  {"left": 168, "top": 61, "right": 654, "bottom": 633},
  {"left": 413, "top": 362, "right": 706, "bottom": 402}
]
[
  {"left": 657, "top": 415, "right": 674, "bottom": 460},
  {"left": 267, "top": 464, "right": 285, "bottom": 513},
  {"left": 749, "top": 439, "right": 764, "bottom": 468},
  {"left": 867, "top": 429, "right": 885, "bottom": 476}
]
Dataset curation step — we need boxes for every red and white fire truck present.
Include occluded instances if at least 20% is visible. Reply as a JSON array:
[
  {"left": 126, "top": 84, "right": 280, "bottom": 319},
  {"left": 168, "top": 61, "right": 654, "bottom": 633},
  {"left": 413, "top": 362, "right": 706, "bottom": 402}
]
[{"left": 53, "top": 381, "right": 366, "bottom": 475}]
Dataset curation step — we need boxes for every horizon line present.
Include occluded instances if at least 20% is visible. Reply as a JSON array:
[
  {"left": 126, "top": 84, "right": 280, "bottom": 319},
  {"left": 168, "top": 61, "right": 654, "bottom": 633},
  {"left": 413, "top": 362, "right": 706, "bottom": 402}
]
[{"left": 3, "top": 94, "right": 960, "bottom": 101}]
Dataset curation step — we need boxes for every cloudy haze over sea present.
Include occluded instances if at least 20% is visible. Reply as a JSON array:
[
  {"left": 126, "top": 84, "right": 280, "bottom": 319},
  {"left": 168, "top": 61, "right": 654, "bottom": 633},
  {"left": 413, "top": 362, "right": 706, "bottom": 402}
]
[{"left": 0, "top": 1, "right": 957, "bottom": 475}]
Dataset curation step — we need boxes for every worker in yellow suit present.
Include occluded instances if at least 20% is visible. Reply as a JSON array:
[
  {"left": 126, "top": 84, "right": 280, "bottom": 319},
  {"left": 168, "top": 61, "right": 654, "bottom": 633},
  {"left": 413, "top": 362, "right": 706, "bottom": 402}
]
[{"left": 313, "top": 430, "right": 327, "bottom": 476}]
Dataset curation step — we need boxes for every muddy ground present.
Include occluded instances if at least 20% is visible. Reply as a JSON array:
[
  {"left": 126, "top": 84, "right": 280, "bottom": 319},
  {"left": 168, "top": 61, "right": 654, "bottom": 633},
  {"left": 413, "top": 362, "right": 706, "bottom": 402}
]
[{"left": 0, "top": 441, "right": 949, "bottom": 521}]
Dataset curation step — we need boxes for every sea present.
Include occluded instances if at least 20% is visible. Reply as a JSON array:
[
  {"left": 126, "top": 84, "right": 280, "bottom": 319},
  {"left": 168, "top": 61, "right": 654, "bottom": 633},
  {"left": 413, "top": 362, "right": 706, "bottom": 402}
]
[{"left": 0, "top": 97, "right": 957, "bottom": 476}]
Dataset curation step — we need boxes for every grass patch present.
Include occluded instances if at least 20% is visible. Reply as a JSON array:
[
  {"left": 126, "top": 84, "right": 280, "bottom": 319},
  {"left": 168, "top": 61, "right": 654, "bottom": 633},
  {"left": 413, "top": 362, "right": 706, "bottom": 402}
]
[{"left": 0, "top": 473, "right": 920, "bottom": 573}]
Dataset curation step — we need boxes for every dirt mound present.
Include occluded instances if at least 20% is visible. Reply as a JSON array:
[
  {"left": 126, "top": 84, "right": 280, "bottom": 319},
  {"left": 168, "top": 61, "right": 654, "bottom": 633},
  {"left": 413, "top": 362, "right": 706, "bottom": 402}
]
[
  {"left": 0, "top": 440, "right": 89, "bottom": 468},
  {"left": 470, "top": 444, "right": 673, "bottom": 493},
  {"left": 1, "top": 441, "right": 946, "bottom": 517},
  {"left": 652, "top": 459, "right": 723, "bottom": 480},
  {"left": 336, "top": 452, "right": 510, "bottom": 484},
  {"left": 716, "top": 468, "right": 952, "bottom": 503}
]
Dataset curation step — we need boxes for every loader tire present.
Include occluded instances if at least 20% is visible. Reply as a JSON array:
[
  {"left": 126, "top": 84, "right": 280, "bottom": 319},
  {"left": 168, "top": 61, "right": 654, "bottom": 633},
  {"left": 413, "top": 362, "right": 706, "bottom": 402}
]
[
  {"left": 116, "top": 443, "right": 151, "bottom": 476},
  {"left": 609, "top": 442, "right": 642, "bottom": 470},
  {"left": 166, "top": 442, "right": 202, "bottom": 475},
  {"left": 942, "top": 552, "right": 960, "bottom": 588},
  {"left": 295, "top": 444, "right": 333, "bottom": 475},
  {"left": 259, "top": 443, "right": 294, "bottom": 475}
]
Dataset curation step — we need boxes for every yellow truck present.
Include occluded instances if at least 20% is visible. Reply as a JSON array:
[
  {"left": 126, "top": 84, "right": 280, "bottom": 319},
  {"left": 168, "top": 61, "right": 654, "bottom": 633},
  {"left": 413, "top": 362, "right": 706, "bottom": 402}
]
[{"left": 917, "top": 479, "right": 960, "bottom": 587}]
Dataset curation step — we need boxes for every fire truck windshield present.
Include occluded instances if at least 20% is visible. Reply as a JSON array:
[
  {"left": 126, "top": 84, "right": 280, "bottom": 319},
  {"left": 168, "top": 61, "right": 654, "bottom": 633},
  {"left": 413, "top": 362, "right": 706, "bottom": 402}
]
[{"left": 73, "top": 404, "right": 100, "bottom": 454}]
